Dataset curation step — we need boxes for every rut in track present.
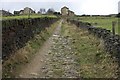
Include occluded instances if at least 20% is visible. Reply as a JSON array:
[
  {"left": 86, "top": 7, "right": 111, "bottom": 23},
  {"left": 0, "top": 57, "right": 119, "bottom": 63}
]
[{"left": 17, "top": 20, "right": 81, "bottom": 78}]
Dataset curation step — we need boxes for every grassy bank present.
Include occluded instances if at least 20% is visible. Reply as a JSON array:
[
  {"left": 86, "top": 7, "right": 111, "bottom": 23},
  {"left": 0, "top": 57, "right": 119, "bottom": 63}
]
[
  {"left": 2, "top": 20, "right": 59, "bottom": 78},
  {"left": 61, "top": 21, "right": 119, "bottom": 78},
  {"left": 1, "top": 14, "right": 57, "bottom": 20}
]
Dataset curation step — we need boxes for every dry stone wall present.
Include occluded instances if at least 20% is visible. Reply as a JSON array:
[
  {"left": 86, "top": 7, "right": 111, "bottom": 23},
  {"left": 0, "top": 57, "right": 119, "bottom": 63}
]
[
  {"left": 68, "top": 19, "right": 120, "bottom": 65},
  {"left": 2, "top": 17, "right": 59, "bottom": 60}
]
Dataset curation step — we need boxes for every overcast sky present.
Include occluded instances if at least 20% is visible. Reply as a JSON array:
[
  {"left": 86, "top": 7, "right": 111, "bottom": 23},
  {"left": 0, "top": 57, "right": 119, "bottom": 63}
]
[{"left": 0, "top": 0, "right": 120, "bottom": 15}]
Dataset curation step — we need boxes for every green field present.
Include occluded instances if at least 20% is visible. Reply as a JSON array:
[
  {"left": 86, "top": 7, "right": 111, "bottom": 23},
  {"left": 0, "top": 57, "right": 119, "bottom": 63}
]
[
  {"left": 1, "top": 15, "right": 119, "bottom": 34},
  {"left": 75, "top": 16, "right": 119, "bottom": 34},
  {"left": 1, "top": 14, "right": 57, "bottom": 20}
]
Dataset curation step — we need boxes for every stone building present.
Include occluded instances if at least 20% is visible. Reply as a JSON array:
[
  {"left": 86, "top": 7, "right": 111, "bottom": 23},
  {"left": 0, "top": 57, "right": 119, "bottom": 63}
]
[
  {"left": 0, "top": 10, "right": 12, "bottom": 16},
  {"left": 68, "top": 10, "right": 75, "bottom": 17},
  {"left": 61, "top": 6, "right": 69, "bottom": 16},
  {"left": 14, "top": 7, "right": 35, "bottom": 15},
  {"left": 22, "top": 7, "right": 35, "bottom": 14},
  {"left": 61, "top": 6, "right": 75, "bottom": 17}
]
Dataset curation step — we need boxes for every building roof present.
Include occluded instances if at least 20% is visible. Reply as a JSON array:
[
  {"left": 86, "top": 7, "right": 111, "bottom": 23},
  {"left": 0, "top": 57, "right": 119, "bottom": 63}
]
[
  {"left": 24, "top": 7, "right": 34, "bottom": 11},
  {"left": 69, "top": 10, "right": 74, "bottom": 13},
  {"left": 0, "top": 10, "right": 12, "bottom": 14},
  {"left": 61, "top": 6, "right": 69, "bottom": 9}
]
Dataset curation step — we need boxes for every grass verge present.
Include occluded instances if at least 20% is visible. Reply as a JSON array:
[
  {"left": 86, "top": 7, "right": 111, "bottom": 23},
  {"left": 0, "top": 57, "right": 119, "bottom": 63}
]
[
  {"left": 2, "top": 20, "right": 59, "bottom": 78},
  {"left": 61, "top": 21, "right": 119, "bottom": 78}
]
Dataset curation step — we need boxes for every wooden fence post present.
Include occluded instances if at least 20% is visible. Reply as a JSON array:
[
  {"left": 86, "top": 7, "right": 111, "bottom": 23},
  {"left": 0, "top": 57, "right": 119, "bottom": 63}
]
[
  {"left": 112, "top": 21, "right": 116, "bottom": 35},
  {"left": 118, "top": 19, "right": 120, "bottom": 35}
]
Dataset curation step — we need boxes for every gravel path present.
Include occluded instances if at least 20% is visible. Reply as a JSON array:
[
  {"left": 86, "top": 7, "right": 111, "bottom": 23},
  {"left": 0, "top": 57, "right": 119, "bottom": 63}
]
[{"left": 18, "top": 20, "right": 81, "bottom": 78}]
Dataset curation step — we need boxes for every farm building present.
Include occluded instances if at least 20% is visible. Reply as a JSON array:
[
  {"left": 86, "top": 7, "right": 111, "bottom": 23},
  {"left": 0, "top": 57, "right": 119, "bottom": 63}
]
[
  {"left": 14, "top": 7, "right": 35, "bottom": 15},
  {"left": 68, "top": 10, "right": 75, "bottom": 17},
  {"left": 0, "top": 10, "right": 12, "bottom": 16},
  {"left": 61, "top": 6, "right": 69, "bottom": 16},
  {"left": 61, "top": 6, "right": 75, "bottom": 17}
]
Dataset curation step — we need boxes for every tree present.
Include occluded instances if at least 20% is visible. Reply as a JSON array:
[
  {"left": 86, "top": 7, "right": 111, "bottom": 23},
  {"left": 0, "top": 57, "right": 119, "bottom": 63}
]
[
  {"left": 53, "top": 12, "right": 61, "bottom": 15},
  {"left": 47, "top": 8, "right": 55, "bottom": 14},
  {"left": 116, "top": 13, "right": 120, "bottom": 18},
  {"left": 38, "top": 8, "right": 46, "bottom": 14}
]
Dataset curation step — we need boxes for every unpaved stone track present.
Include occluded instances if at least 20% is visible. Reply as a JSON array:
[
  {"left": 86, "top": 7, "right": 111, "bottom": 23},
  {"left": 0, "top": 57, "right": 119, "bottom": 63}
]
[
  {"left": 39, "top": 33, "right": 80, "bottom": 78},
  {"left": 17, "top": 20, "right": 81, "bottom": 78}
]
